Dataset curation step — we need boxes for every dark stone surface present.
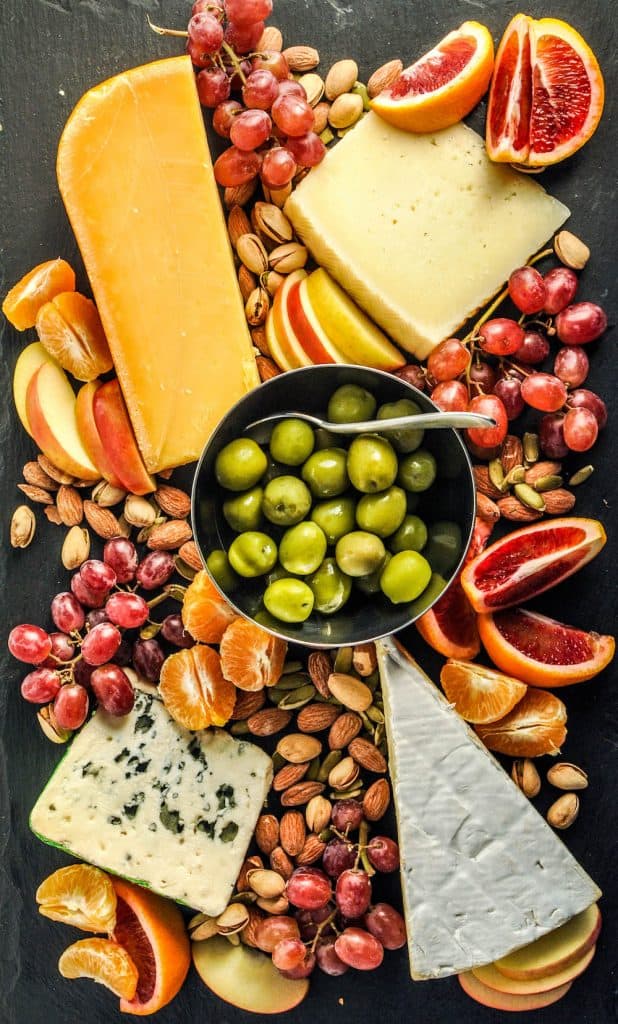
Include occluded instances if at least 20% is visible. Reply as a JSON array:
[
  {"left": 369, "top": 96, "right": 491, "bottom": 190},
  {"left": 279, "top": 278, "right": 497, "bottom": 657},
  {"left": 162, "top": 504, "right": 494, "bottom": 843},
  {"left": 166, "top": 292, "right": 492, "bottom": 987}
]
[{"left": 0, "top": 1, "right": 616, "bottom": 1022}]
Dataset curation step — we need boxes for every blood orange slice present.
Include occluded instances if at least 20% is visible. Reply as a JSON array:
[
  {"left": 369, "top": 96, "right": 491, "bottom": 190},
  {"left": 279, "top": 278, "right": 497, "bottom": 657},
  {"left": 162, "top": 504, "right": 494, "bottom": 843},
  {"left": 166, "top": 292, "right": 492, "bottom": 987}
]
[
  {"left": 461, "top": 517, "right": 606, "bottom": 613},
  {"left": 475, "top": 687, "right": 567, "bottom": 757},
  {"left": 478, "top": 607, "right": 615, "bottom": 687},
  {"left": 486, "top": 13, "right": 532, "bottom": 163},
  {"left": 416, "top": 574, "right": 480, "bottom": 659},
  {"left": 371, "top": 21, "right": 494, "bottom": 133},
  {"left": 440, "top": 658, "right": 527, "bottom": 724}
]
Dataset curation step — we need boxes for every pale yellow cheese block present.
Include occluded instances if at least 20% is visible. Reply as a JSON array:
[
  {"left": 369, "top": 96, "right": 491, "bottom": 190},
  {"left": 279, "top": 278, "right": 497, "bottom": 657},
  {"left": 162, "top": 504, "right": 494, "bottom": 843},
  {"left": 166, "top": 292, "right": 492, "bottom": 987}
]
[{"left": 286, "top": 114, "right": 570, "bottom": 359}]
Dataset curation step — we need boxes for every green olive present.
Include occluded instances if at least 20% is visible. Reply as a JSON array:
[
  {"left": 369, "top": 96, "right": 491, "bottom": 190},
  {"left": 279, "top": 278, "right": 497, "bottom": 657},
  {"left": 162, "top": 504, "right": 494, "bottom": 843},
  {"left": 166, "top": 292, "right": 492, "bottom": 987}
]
[
  {"left": 310, "top": 497, "right": 356, "bottom": 544},
  {"left": 397, "top": 448, "right": 437, "bottom": 492},
  {"left": 424, "top": 521, "right": 463, "bottom": 576},
  {"left": 377, "top": 399, "right": 425, "bottom": 453},
  {"left": 301, "top": 448, "right": 349, "bottom": 498},
  {"left": 356, "top": 486, "right": 406, "bottom": 538},
  {"left": 269, "top": 418, "right": 315, "bottom": 466},
  {"left": 389, "top": 514, "right": 428, "bottom": 553},
  {"left": 263, "top": 476, "right": 312, "bottom": 526},
  {"left": 335, "top": 531, "right": 386, "bottom": 577},
  {"left": 206, "top": 549, "right": 239, "bottom": 591},
  {"left": 380, "top": 550, "right": 432, "bottom": 604},
  {"left": 307, "top": 558, "right": 352, "bottom": 614},
  {"left": 215, "top": 438, "right": 267, "bottom": 491},
  {"left": 327, "top": 384, "right": 376, "bottom": 424},
  {"left": 264, "top": 578, "right": 315, "bottom": 623},
  {"left": 347, "top": 435, "right": 398, "bottom": 493},
  {"left": 222, "top": 486, "right": 264, "bottom": 532},
  {"left": 279, "top": 521, "right": 327, "bottom": 575},
  {"left": 355, "top": 552, "right": 391, "bottom": 595},
  {"left": 228, "top": 531, "right": 277, "bottom": 578}
]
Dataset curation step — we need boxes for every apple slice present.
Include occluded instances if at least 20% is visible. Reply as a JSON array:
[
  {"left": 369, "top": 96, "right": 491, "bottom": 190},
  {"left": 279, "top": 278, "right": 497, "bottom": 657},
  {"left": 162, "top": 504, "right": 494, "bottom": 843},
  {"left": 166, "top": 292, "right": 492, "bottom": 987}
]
[
  {"left": 13, "top": 341, "right": 58, "bottom": 436},
  {"left": 305, "top": 268, "right": 406, "bottom": 370},
  {"left": 495, "top": 904, "right": 601, "bottom": 981},
  {"left": 459, "top": 971, "right": 572, "bottom": 1011},
  {"left": 265, "top": 312, "right": 294, "bottom": 372},
  {"left": 25, "top": 362, "right": 100, "bottom": 480},
  {"left": 75, "top": 381, "right": 125, "bottom": 488},
  {"left": 269, "top": 270, "right": 312, "bottom": 369},
  {"left": 473, "top": 945, "right": 595, "bottom": 995},
  {"left": 192, "top": 937, "right": 309, "bottom": 1014},
  {"left": 93, "top": 380, "right": 156, "bottom": 495},
  {"left": 289, "top": 279, "right": 348, "bottom": 364}
]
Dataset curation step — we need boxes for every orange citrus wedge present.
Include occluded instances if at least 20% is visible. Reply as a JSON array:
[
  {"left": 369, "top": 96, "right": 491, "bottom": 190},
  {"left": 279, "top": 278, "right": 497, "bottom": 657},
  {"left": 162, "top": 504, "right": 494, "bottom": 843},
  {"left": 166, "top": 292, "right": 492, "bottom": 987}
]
[
  {"left": 475, "top": 687, "right": 567, "bottom": 757},
  {"left": 416, "top": 573, "right": 480, "bottom": 659},
  {"left": 182, "top": 570, "right": 237, "bottom": 644},
  {"left": 2, "top": 258, "right": 76, "bottom": 330},
  {"left": 478, "top": 607, "right": 615, "bottom": 687},
  {"left": 112, "top": 878, "right": 190, "bottom": 1016},
  {"left": 371, "top": 22, "right": 494, "bottom": 133},
  {"left": 36, "top": 291, "right": 113, "bottom": 382},
  {"left": 36, "top": 864, "right": 117, "bottom": 934},
  {"left": 160, "top": 644, "right": 236, "bottom": 730},
  {"left": 58, "top": 937, "right": 139, "bottom": 1000},
  {"left": 440, "top": 658, "right": 527, "bottom": 724},
  {"left": 220, "top": 617, "right": 287, "bottom": 692}
]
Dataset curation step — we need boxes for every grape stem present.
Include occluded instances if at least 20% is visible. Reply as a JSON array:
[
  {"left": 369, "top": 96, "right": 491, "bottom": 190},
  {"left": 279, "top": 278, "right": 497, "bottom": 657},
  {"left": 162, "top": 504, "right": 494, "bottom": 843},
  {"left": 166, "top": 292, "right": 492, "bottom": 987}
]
[
  {"left": 221, "top": 41, "right": 248, "bottom": 84},
  {"left": 146, "top": 16, "right": 189, "bottom": 38},
  {"left": 309, "top": 908, "right": 338, "bottom": 954},
  {"left": 356, "top": 820, "right": 376, "bottom": 876}
]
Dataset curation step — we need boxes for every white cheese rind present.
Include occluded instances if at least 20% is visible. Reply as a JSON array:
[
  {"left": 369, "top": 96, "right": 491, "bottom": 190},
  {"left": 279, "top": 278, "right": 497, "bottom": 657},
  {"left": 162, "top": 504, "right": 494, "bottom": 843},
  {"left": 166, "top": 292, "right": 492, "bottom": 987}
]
[
  {"left": 376, "top": 639, "right": 600, "bottom": 980},
  {"left": 285, "top": 115, "right": 570, "bottom": 359},
  {"left": 30, "top": 688, "right": 272, "bottom": 916}
]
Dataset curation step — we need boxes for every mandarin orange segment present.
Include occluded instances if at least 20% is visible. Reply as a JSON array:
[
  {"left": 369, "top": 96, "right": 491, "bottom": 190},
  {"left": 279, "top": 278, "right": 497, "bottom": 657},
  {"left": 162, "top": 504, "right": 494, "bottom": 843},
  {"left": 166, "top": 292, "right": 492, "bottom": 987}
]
[
  {"left": 58, "top": 937, "right": 139, "bottom": 1000},
  {"left": 475, "top": 688, "right": 567, "bottom": 757},
  {"left": 36, "top": 291, "right": 113, "bottom": 381},
  {"left": 182, "top": 570, "right": 237, "bottom": 644},
  {"left": 36, "top": 864, "right": 117, "bottom": 934},
  {"left": 159, "top": 644, "right": 235, "bottom": 730},
  {"left": 440, "top": 658, "right": 527, "bottom": 724},
  {"left": 219, "top": 617, "right": 287, "bottom": 692},
  {"left": 2, "top": 258, "right": 76, "bottom": 330}
]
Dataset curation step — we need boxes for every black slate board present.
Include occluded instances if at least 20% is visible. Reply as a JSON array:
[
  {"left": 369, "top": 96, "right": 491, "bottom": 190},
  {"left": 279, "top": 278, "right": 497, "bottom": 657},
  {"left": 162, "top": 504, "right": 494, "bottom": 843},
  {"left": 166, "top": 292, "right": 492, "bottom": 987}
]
[{"left": 0, "top": 1, "right": 616, "bottom": 1022}]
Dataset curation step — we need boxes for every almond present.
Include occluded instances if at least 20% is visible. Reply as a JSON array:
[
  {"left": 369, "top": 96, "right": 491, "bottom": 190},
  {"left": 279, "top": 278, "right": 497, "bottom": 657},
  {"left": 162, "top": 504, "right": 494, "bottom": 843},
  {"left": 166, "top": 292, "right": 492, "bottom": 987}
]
[
  {"left": 241, "top": 906, "right": 265, "bottom": 948},
  {"left": 501, "top": 435, "right": 525, "bottom": 474},
  {"left": 237, "top": 855, "right": 263, "bottom": 892},
  {"left": 282, "top": 45, "right": 319, "bottom": 72},
  {"left": 257, "top": 25, "right": 283, "bottom": 51},
  {"left": 269, "top": 846, "right": 294, "bottom": 880},
  {"left": 247, "top": 707, "right": 292, "bottom": 736},
  {"left": 280, "top": 781, "right": 325, "bottom": 807},
  {"left": 17, "top": 483, "right": 54, "bottom": 505},
  {"left": 44, "top": 505, "right": 63, "bottom": 525},
  {"left": 327, "top": 672, "right": 372, "bottom": 712},
  {"left": 473, "top": 465, "right": 503, "bottom": 500},
  {"left": 367, "top": 58, "right": 403, "bottom": 98},
  {"left": 256, "top": 356, "right": 281, "bottom": 382},
  {"left": 362, "top": 778, "right": 391, "bottom": 821},
  {"left": 146, "top": 519, "right": 192, "bottom": 550},
  {"left": 37, "top": 455, "right": 74, "bottom": 484},
  {"left": 273, "top": 762, "right": 309, "bottom": 792},
  {"left": 295, "top": 834, "right": 326, "bottom": 866},
  {"left": 476, "top": 492, "right": 501, "bottom": 524},
  {"left": 83, "top": 500, "right": 123, "bottom": 539},
  {"left": 348, "top": 737, "right": 387, "bottom": 774},
  {"left": 231, "top": 688, "right": 266, "bottom": 721},
  {"left": 238, "top": 264, "right": 257, "bottom": 302},
  {"left": 307, "top": 651, "right": 332, "bottom": 698},
  {"left": 496, "top": 496, "right": 543, "bottom": 523},
  {"left": 352, "top": 643, "right": 377, "bottom": 677},
  {"left": 178, "top": 540, "right": 204, "bottom": 571},
  {"left": 325, "top": 59, "right": 358, "bottom": 100},
  {"left": 251, "top": 326, "right": 270, "bottom": 356},
  {"left": 543, "top": 489, "right": 576, "bottom": 515},
  {"left": 224, "top": 179, "right": 257, "bottom": 209},
  {"left": 276, "top": 733, "right": 322, "bottom": 764},
  {"left": 328, "top": 711, "right": 362, "bottom": 750},
  {"left": 154, "top": 485, "right": 191, "bottom": 519},
  {"left": 228, "top": 205, "right": 252, "bottom": 247},
  {"left": 524, "top": 460, "right": 562, "bottom": 484},
  {"left": 255, "top": 814, "right": 280, "bottom": 855},
  {"left": 296, "top": 703, "right": 341, "bottom": 733},
  {"left": 23, "top": 461, "right": 57, "bottom": 490},
  {"left": 312, "top": 101, "right": 330, "bottom": 134},
  {"left": 279, "top": 811, "right": 306, "bottom": 856},
  {"left": 56, "top": 485, "right": 84, "bottom": 526}
]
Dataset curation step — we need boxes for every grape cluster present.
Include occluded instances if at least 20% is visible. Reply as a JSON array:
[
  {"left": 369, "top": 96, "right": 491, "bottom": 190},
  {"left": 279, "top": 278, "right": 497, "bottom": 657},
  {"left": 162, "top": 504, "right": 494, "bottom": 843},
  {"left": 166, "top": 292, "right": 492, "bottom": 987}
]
[
  {"left": 399, "top": 261, "right": 608, "bottom": 459},
  {"left": 186, "top": 0, "right": 325, "bottom": 189},
  {"left": 8, "top": 538, "right": 196, "bottom": 735}
]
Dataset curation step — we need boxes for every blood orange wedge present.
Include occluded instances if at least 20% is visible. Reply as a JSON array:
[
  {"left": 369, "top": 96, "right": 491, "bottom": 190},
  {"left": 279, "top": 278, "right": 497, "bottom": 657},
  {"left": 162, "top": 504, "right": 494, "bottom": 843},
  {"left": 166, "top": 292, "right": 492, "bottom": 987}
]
[
  {"left": 416, "top": 573, "right": 480, "bottom": 659},
  {"left": 58, "top": 937, "right": 138, "bottom": 1000},
  {"left": 486, "top": 13, "right": 533, "bottom": 163},
  {"left": 36, "top": 864, "right": 117, "bottom": 933},
  {"left": 182, "top": 569, "right": 237, "bottom": 643},
  {"left": 478, "top": 607, "right": 615, "bottom": 687},
  {"left": 371, "top": 21, "right": 494, "bottom": 133},
  {"left": 475, "top": 687, "right": 567, "bottom": 757},
  {"left": 2, "top": 258, "right": 76, "bottom": 330},
  {"left": 440, "top": 658, "right": 527, "bottom": 724},
  {"left": 220, "top": 617, "right": 287, "bottom": 691},
  {"left": 159, "top": 644, "right": 236, "bottom": 730},
  {"left": 461, "top": 517, "right": 606, "bottom": 613},
  {"left": 112, "top": 878, "right": 190, "bottom": 1016}
]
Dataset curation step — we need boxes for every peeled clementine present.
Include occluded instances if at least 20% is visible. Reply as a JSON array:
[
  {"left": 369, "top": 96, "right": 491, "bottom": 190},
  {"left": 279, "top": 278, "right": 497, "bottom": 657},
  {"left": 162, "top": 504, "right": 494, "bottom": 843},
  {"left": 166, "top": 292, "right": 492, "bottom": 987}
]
[
  {"left": 159, "top": 643, "right": 236, "bottom": 730},
  {"left": 36, "top": 864, "right": 117, "bottom": 934},
  {"left": 58, "top": 937, "right": 139, "bottom": 1000},
  {"left": 2, "top": 258, "right": 75, "bottom": 330},
  {"left": 182, "top": 570, "right": 237, "bottom": 644},
  {"left": 440, "top": 658, "right": 527, "bottom": 724},
  {"left": 220, "top": 617, "right": 287, "bottom": 692},
  {"left": 475, "top": 688, "right": 567, "bottom": 757},
  {"left": 36, "top": 291, "right": 113, "bottom": 381}
]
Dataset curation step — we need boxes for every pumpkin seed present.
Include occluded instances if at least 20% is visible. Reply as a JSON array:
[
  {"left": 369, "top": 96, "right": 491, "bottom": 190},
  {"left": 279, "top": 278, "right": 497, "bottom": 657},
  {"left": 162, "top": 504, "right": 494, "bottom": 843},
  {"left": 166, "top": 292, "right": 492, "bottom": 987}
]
[{"left": 514, "top": 483, "right": 546, "bottom": 511}]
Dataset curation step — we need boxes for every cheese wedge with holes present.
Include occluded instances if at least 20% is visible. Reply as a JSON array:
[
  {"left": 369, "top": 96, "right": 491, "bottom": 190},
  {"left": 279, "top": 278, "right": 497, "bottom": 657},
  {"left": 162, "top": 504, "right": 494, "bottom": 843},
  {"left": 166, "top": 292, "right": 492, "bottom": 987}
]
[
  {"left": 375, "top": 639, "right": 600, "bottom": 980},
  {"left": 286, "top": 114, "right": 570, "bottom": 359},
  {"left": 57, "top": 56, "right": 259, "bottom": 473}
]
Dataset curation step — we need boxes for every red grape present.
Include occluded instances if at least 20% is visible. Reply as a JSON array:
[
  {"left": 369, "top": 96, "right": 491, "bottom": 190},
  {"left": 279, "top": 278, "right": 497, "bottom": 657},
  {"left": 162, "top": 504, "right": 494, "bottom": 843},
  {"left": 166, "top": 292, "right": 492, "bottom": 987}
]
[
  {"left": 554, "top": 346, "right": 589, "bottom": 387},
  {"left": 365, "top": 903, "right": 406, "bottom": 950},
  {"left": 516, "top": 330, "right": 550, "bottom": 365},
  {"left": 186, "top": 39, "right": 212, "bottom": 69},
  {"left": 51, "top": 592, "right": 85, "bottom": 633},
  {"left": 271, "top": 95, "right": 314, "bottom": 137},
  {"left": 80, "top": 559, "right": 116, "bottom": 594},
  {"left": 261, "top": 147, "right": 296, "bottom": 188},
  {"left": 567, "top": 389, "right": 607, "bottom": 429},
  {"left": 47, "top": 632, "right": 75, "bottom": 663},
  {"left": 279, "top": 951, "right": 316, "bottom": 979},
  {"left": 322, "top": 839, "right": 356, "bottom": 878},
  {"left": 8, "top": 624, "right": 51, "bottom": 665},
  {"left": 224, "top": 20, "right": 264, "bottom": 53},
  {"left": 21, "top": 668, "right": 61, "bottom": 704},
  {"left": 230, "top": 108, "right": 272, "bottom": 151},
  {"left": 367, "top": 836, "right": 400, "bottom": 873},
  {"left": 212, "top": 99, "right": 243, "bottom": 138},
  {"left": 331, "top": 799, "right": 363, "bottom": 833},
  {"left": 91, "top": 664, "right": 135, "bottom": 716},
  {"left": 251, "top": 51, "right": 289, "bottom": 81},
  {"left": 478, "top": 318, "right": 525, "bottom": 356},
  {"left": 283, "top": 132, "right": 326, "bottom": 167},
  {"left": 224, "top": 0, "right": 272, "bottom": 26},
  {"left": 466, "top": 395, "right": 508, "bottom": 448},
  {"left": 468, "top": 359, "right": 496, "bottom": 397},
  {"left": 256, "top": 915, "right": 300, "bottom": 953},
  {"left": 193, "top": 0, "right": 224, "bottom": 13},
  {"left": 113, "top": 636, "right": 133, "bottom": 668},
  {"left": 431, "top": 380, "right": 469, "bottom": 412},
  {"left": 132, "top": 639, "right": 166, "bottom": 682},
  {"left": 242, "top": 69, "right": 279, "bottom": 109},
  {"left": 466, "top": 438, "right": 501, "bottom": 461},
  {"left": 508, "top": 266, "right": 546, "bottom": 314},
  {"left": 213, "top": 145, "right": 261, "bottom": 186},
  {"left": 54, "top": 683, "right": 89, "bottom": 730},
  {"left": 105, "top": 592, "right": 149, "bottom": 629},
  {"left": 493, "top": 376, "right": 524, "bottom": 420},
  {"left": 555, "top": 302, "right": 607, "bottom": 345},
  {"left": 394, "top": 364, "right": 426, "bottom": 390},
  {"left": 563, "top": 407, "right": 598, "bottom": 452},
  {"left": 427, "top": 338, "right": 470, "bottom": 382},
  {"left": 71, "top": 573, "right": 106, "bottom": 609},
  {"left": 316, "top": 937, "right": 349, "bottom": 975},
  {"left": 286, "top": 867, "right": 331, "bottom": 910},
  {"left": 74, "top": 659, "right": 95, "bottom": 690},
  {"left": 86, "top": 608, "right": 109, "bottom": 629},
  {"left": 161, "top": 614, "right": 195, "bottom": 648},
  {"left": 520, "top": 372, "right": 567, "bottom": 412},
  {"left": 272, "top": 938, "right": 306, "bottom": 971},
  {"left": 136, "top": 551, "right": 176, "bottom": 591},
  {"left": 334, "top": 927, "right": 384, "bottom": 970},
  {"left": 103, "top": 538, "right": 138, "bottom": 584},
  {"left": 188, "top": 12, "right": 224, "bottom": 54},
  {"left": 295, "top": 905, "right": 334, "bottom": 941},
  {"left": 196, "top": 67, "right": 231, "bottom": 107},
  {"left": 228, "top": 59, "right": 252, "bottom": 93},
  {"left": 81, "top": 623, "right": 122, "bottom": 667},
  {"left": 543, "top": 267, "right": 578, "bottom": 314},
  {"left": 539, "top": 413, "right": 569, "bottom": 458},
  {"left": 276, "top": 80, "right": 307, "bottom": 100},
  {"left": 336, "top": 869, "right": 372, "bottom": 918}
]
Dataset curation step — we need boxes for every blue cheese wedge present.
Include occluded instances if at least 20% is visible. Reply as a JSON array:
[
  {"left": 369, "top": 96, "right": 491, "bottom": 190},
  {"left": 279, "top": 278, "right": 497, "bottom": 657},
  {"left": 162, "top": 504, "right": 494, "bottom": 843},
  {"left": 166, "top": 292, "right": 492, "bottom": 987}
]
[
  {"left": 376, "top": 639, "right": 601, "bottom": 980},
  {"left": 30, "top": 687, "right": 272, "bottom": 916}
]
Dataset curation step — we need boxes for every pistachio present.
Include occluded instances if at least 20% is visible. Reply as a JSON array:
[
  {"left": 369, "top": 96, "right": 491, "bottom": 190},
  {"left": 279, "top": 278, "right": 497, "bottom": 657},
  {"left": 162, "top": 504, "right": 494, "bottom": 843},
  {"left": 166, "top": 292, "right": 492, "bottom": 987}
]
[
  {"left": 236, "top": 233, "right": 269, "bottom": 274},
  {"left": 554, "top": 230, "right": 590, "bottom": 270},
  {"left": 10, "top": 505, "right": 36, "bottom": 548},
  {"left": 569, "top": 465, "right": 594, "bottom": 486},
  {"left": 245, "top": 286, "right": 270, "bottom": 327},
  {"left": 305, "top": 795, "right": 332, "bottom": 834},
  {"left": 124, "top": 494, "right": 157, "bottom": 528},
  {"left": 276, "top": 733, "right": 322, "bottom": 764},
  {"left": 247, "top": 868, "right": 286, "bottom": 899},
  {"left": 547, "top": 762, "right": 589, "bottom": 791},
  {"left": 328, "top": 755, "right": 360, "bottom": 790},
  {"left": 91, "top": 480, "right": 127, "bottom": 507},
  {"left": 37, "top": 705, "right": 72, "bottom": 744},
  {"left": 61, "top": 526, "right": 91, "bottom": 570},
  {"left": 523, "top": 432, "right": 540, "bottom": 464},
  {"left": 328, "top": 92, "right": 364, "bottom": 130},
  {"left": 257, "top": 25, "right": 283, "bottom": 52},
  {"left": 256, "top": 895, "right": 289, "bottom": 915},
  {"left": 298, "top": 73, "right": 325, "bottom": 107},
  {"left": 547, "top": 793, "right": 579, "bottom": 830},
  {"left": 325, "top": 59, "right": 359, "bottom": 100},
  {"left": 327, "top": 672, "right": 373, "bottom": 713},
  {"left": 189, "top": 914, "right": 219, "bottom": 941},
  {"left": 511, "top": 758, "right": 541, "bottom": 798},
  {"left": 513, "top": 483, "right": 546, "bottom": 511},
  {"left": 268, "top": 242, "right": 308, "bottom": 274},
  {"left": 261, "top": 270, "right": 285, "bottom": 297},
  {"left": 267, "top": 183, "right": 293, "bottom": 208},
  {"left": 252, "top": 202, "right": 294, "bottom": 245},
  {"left": 216, "top": 903, "right": 250, "bottom": 935}
]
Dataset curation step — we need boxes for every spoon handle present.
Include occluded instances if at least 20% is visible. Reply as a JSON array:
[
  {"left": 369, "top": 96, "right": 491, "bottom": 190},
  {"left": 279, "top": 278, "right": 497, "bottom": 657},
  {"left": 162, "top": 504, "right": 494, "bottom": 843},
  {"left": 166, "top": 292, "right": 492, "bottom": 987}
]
[{"left": 327, "top": 411, "right": 497, "bottom": 433}]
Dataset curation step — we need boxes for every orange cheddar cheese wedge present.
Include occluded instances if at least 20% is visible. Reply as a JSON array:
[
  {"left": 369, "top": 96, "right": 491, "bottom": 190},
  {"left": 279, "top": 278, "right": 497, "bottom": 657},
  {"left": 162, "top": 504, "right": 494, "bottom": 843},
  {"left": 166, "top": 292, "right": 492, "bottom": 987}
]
[{"left": 57, "top": 56, "right": 259, "bottom": 474}]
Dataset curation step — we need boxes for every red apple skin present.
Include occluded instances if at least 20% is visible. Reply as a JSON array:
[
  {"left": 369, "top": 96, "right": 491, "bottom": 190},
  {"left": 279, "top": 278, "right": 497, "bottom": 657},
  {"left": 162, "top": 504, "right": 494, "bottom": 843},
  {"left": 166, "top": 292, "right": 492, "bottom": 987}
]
[
  {"left": 93, "top": 379, "right": 155, "bottom": 495},
  {"left": 286, "top": 281, "right": 337, "bottom": 364},
  {"left": 75, "top": 381, "right": 124, "bottom": 488},
  {"left": 459, "top": 971, "right": 573, "bottom": 1011},
  {"left": 496, "top": 906, "right": 602, "bottom": 981},
  {"left": 473, "top": 945, "right": 596, "bottom": 996},
  {"left": 25, "top": 365, "right": 100, "bottom": 480}
]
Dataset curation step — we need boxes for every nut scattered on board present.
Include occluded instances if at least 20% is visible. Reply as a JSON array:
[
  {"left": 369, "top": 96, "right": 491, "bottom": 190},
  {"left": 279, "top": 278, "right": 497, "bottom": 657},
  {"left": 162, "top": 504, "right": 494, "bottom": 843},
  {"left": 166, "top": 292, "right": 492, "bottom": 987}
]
[
  {"left": 268, "top": 241, "right": 308, "bottom": 274},
  {"left": 327, "top": 672, "right": 373, "bottom": 712},
  {"left": 324, "top": 58, "right": 359, "bottom": 100},
  {"left": 279, "top": 811, "right": 306, "bottom": 856},
  {"left": 228, "top": 205, "right": 252, "bottom": 247},
  {"left": 554, "top": 230, "right": 590, "bottom": 270},
  {"left": 276, "top": 733, "right": 322, "bottom": 764},
  {"left": 547, "top": 763, "right": 589, "bottom": 790},
  {"left": 363, "top": 778, "right": 391, "bottom": 821},
  {"left": 146, "top": 519, "right": 192, "bottom": 551},
  {"left": 282, "top": 45, "right": 320, "bottom": 72},
  {"left": 328, "top": 92, "right": 364, "bottom": 130},
  {"left": 305, "top": 794, "right": 332, "bottom": 833},
  {"left": 511, "top": 758, "right": 541, "bottom": 798},
  {"left": 123, "top": 494, "right": 157, "bottom": 528},
  {"left": 17, "top": 483, "right": 54, "bottom": 505},
  {"left": 10, "top": 505, "right": 36, "bottom": 548},
  {"left": 329, "top": 710, "right": 363, "bottom": 749},
  {"left": 23, "top": 461, "right": 57, "bottom": 490},
  {"left": 298, "top": 73, "right": 325, "bottom": 107},
  {"left": 255, "top": 814, "right": 280, "bottom": 855},
  {"left": 224, "top": 180, "right": 257, "bottom": 209},
  {"left": 61, "top": 526, "right": 91, "bottom": 570},
  {"left": 257, "top": 25, "right": 283, "bottom": 52},
  {"left": 367, "top": 58, "right": 403, "bottom": 98},
  {"left": 83, "top": 501, "right": 123, "bottom": 540},
  {"left": 236, "top": 233, "right": 269, "bottom": 275},
  {"left": 547, "top": 793, "right": 580, "bottom": 830}
]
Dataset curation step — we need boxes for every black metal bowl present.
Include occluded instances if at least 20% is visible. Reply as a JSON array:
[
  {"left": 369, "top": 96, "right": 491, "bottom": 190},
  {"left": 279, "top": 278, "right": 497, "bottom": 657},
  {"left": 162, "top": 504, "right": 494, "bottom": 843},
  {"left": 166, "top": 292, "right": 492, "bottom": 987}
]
[{"left": 191, "top": 365, "right": 476, "bottom": 648}]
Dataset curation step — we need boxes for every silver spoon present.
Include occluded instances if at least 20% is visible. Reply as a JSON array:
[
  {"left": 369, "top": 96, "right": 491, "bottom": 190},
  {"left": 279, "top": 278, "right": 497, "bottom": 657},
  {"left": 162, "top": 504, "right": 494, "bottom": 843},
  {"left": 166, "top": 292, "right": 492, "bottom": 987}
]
[{"left": 245, "top": 410, "right": 496, "bottom": 444}]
